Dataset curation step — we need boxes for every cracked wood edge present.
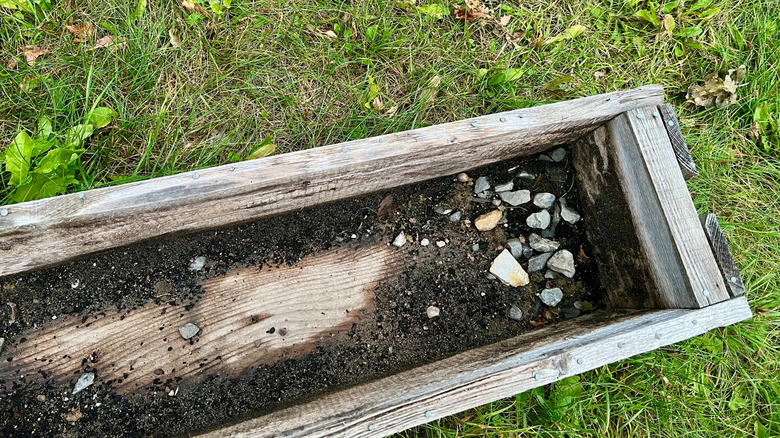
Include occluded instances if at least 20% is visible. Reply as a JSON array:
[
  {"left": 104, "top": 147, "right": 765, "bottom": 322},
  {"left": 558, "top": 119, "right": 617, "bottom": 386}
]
[
  {"left": 699, "top": 213, "right": 745, "bottom": 296},
  {"left": 658, "top": 103, "right": 699, "bottom": 180},
  {"left": 0, "top": 86, "right": 665, "bottom": 278},
  {"left": 197, "top": 297, "right": 751, "bottom": 438}
]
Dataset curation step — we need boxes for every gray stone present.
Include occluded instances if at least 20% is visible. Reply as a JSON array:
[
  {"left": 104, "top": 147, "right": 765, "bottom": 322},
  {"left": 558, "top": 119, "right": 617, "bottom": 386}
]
[
  {"left": 188, "top": 256, "right": 206, "bottom": 271},
  {"left": 72, "top": 372, "right": 95, "bottom": 395},
  {"left": 0, "top": 337, "right": 4, "bottom": 351},
  {"left": 476, "top": 190, "right": 491, "bottom": 199},
  {"left": 499, "top": 190, "right": 530, "bottom": 207},
  {"left": 489, "top": 249, "right": 529, "bottom": 287},
  {"left": 527, "top": 252, "right": 553, "bottom": 272},
  {"left": 523, "top": 246, "right": 534, "bottom": 258},
  {"left": 559, "top": 197, "right": 581, "bottom": 224},
  {"left": 550, "top": 147, "right": 567, "bottom": 162},
  {"left": 494, "top": 181, "right": 514, "bottom": 192},
  {"left": 517, "top": 171, "right": 535, "bottom": 182},
  {"left": 434, "top": 205, "right": 452, "bottom": 215},
  {"left": 526, "top": 210, "right": 551, "bottom": 229},
  {"left": 537, "top": 154, "right": 554, "bottom": 162},
  {"left": 472, "top": 243, "right": 481, "bottom": 252},
  {"left": 457, "top": 172, "right": 469, "bottom": 183},
  {"left": 544, "top": 270, "right": 560, "bottom": 279},
  {"left": 505, "top": 238, "right": 525, "bottom": 259},
  {"left": 491, "top": 199, "right": 502, "bottom": 207},
  {"left": 449, "top": 211, "right": 462, "bottom": 222},
  {"left": 420, "top": 238, "right": 430, "bottom": 246},
  {"left": 533, "top": 192, "right": 556, "bottom": 209},
  {"left": 547, "top": 250, "right": 575, "bottom": 278},
  {"left": 392, "top": 232, "right": 406, "bottom": 247},
  {"left": 179, "top": 322, "right": 200, "bottom": 340},
  {"left": 508, "top": 305, "right": 524, "bottom": 321},
  {"left": 542, "top": 203, "right": 562, "bottom": 238},
  {"left": 426, "top": 305, "right": 440, "bottom": 318},
  {"left": 529, "top": 233, "right": 560, "bottom": 252},
  {"left": 474, "top": 176, "right": 490, "bottom": 194},
  {"left": 540, "top": 288, "right": 563, "bottom": 306},
  {"left": 471, "top": 197, "right": 491, "bottom": 204}
]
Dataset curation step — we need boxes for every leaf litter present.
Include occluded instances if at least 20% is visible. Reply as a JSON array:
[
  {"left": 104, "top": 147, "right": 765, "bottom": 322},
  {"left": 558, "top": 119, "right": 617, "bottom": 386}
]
[{"left": 687, "top": 65, "right": 747, "bottom": 109}]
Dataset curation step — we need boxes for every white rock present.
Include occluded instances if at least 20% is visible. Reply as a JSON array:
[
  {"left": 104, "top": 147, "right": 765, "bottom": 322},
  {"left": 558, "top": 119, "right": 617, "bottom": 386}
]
[
  {"left": 560, "top": 198, "right": 581, "bottom": 224},
  {"left": 540, "top": 288, "right": 563, "bottom": 306},
  {"left": 547, "top": 250, "right": 575, "bottom": 278},
  {"left": 526, "top": 210, "right": 551, "bottom": 229},
  {"left": 457, "top": 172, "right": 469, "bottom": 183},
  {"left": 508, "top": 305, "right": 523, "bottom": 321},
  {"left": 517, "top": 171, "right": 535, "bottom": 181},
  {"left": 179, "top": 322, "right": 200, "bottom": 340},
  {"left": 489, "top": 249, "right": 529, "bottom": 287},
  {"left": 449, "top": 211, "right": 462, "bottom": 222},
  {"left": 474, "top": 176, "right": 490, "bottom": 194},
  {"left": 529, "top": 233, "right": 560, "bottom": 252},
  {"left": 533, "top": 192, "right": 556, "bottom": 209},
  {"left": 505, "top": 238, "right": 525, "bottom": 259},
  {"left": 434, "top": 205, "right": 452, "bottom": 215},
  {"left": 420, "top": 238, "right": 430, "bottom": 246},
  {"left": 426, "top": 305, "right": 440, "bottom": 318},
  {"left": 73, "top": 372, "right": 95, "bottom": 395},
  {"left": 436, "top": 241, "right": 446, "bottom": 248},
  {"left": 188, "top": 256, "right": 206, "bottom": 271},
  {"left": 392, "top": 232, "right": 406, "bottom": 247},
  {"left": 494, "top": 181, "right": 514, "bottom": 192},
  {"left": 527, "top": 252, "right": 553, "bottom": 272},
  {"left": 498, "top": 190, "right": 531, "bottom": 206},
  {"left": 550, "top": 148, "right": 567, "bottom": 162}
]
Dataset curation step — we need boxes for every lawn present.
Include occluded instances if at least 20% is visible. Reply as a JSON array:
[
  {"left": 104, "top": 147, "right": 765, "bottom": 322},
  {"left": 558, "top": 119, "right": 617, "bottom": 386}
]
[{"left": 1, "top": 0, "right": 779, "bottom": 436}]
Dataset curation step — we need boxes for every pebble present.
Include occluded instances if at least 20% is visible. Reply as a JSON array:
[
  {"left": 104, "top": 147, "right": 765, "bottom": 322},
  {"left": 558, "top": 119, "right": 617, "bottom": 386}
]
[
  {"left": 471, "top": 243, "right": 481, "bottom": 252},
  {"left": 434, "top": 205, "right": 452, "bottom": 215},
  {"left": 508, "top": 305, "right": 524, "bottom": 321},
  {"left": 533, "top": 193, "right": 556, "bottom": 209},
  {"left": 563, "top": 307, "right": 581, "bottom": 319},
  {"left": 426, "top": 305, "right": 440, "bottom": 318},
  {"left": 505, "top": 238, "right": 525, "bottom": 259},
  {"left": 489, "top": 249, "right": 529, "bottom": 287},
  {"left": 523, "top": 246, "right": 534, "bottom": 258},
  {"left": 179, "top": 322, "right": 200, "bottom": 340},
  {"left": 457, "top": 172, "right": 469, "bottom": 183},
  {"left": 540, "top": 288, "right": 563, "bottom": 306},
  {"left": 494, "top": 181, "right": 514, "bottom": 192},
  {"left": 550, "top": 147, "right": 567, "bottom": 162},
  {"left": 517, "top": 171, "right": 535, "bottom": 182},
  {"left": 526, "top": 210, "right": 551, "bottom": 229},
  {"left": 474, "top": 176, "right": 490, "bottom": 194},
  {"left": 449, "top": 211, "right": 462, "bottom": 222},
  {"left": 72, "top": 372, "right": 95, "bottom": 395},
  {"left": 529, "top": 233, "right": 560, "bottom": 252},
  {"left": 527, "top": 252, "right": 553, "bottom": 273},
  {"left": 559, "top": 198, "right": 581, "bottom": 224},
  {"left": 474, "top": 210, "right": 502, "bottom": 231},
  {"left": 498, "top": 190, "right": 531, "bottom": 206},
  {"left": 544, "top": 270, "right": 560, "bottom": 279},
  {"left": 188, "top": 256, "right": 206, "bottom": 271},
  {"left": 537, "top": 154, "right": 554, "bottom": 162},
  {"left": 392, "top": 232, "right": 406, "bottom": 247},
  {"left": 491, "top": 199, "right": 502, "bottom": 206},
  {"left": 547, "top": 250, "right": 576, "bottom": 278},
  {"left": 435, "top": 241, "right": 446, "bottom": 248},
  {"left": 0, "top": 338, "right": 4, "bottom": 351},
  {"left": 420, "top": 238, "right": 430, "bottom": 246}
]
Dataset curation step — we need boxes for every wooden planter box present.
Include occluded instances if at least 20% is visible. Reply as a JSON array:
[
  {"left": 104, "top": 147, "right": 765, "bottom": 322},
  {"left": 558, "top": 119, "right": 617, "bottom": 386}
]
[{"left": 0, "top": 85, "right": 750, "bottom": 437}]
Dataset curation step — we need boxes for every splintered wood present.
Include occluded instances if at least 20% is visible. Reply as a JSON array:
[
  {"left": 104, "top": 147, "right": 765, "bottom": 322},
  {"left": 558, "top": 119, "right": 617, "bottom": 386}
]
[{"left": 0, "top": 244, "right": 403, "bottom": 393}]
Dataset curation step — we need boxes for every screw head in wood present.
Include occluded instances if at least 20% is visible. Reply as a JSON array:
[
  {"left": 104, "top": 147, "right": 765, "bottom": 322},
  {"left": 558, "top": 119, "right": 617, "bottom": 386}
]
[
  {"left": 341, "top": 147, "right": 348, "bottom": 152},
  {"left": 730, "top": 276, "right": 738, "bottom": 283},
  {"left": 653, "top": 112, "right": 660, "bottom": 117},
  {"left": 0, "top": 209, "right": 7, "bottom": 217},
  {"left": 655, "top": 333, "right": 662, "bottom": 340},
  {"left": 368, "top": 424, "right": 376, "bottom": 431},
  {"left": 606, "top": 97, "right": 612, "bottom": 101},
  {"left": 78, "top": 193, "right": 85, "bottom": 199},
  {"left": 229, "top": 166, "right": 235, "bottom": 171},
  {"left": 703, "top": 289, "right": 710, "bottom": 296},
  {"left": 425, "top": 411, "right": 433, "bottom": 419},
  {"left": 617, "top": 342, "right": 624, "bottom": 348},
  {"left": 692, "top": 319, "right": 698, "bottom": 325},
  {"left": 471, "top": 121, "right": 478, "bottom": 127},
  {"left": 576, "top": 358, "right": 583, "bottom": 364},
  {"left": 518, "top": 113, "right": 524, "bottom": 118},
  {"left": 667, "top": 120, "right": 675, "bottom": 127},
  {"left": 379, "top": 138, "right": 385, "bottom": 143},
  {"left": 532, "top": 371, "right": 540, "bottom": 380},
  {"left": 192, "top": 173, "right": 199, "bottom": 180},
  {"left": 636, "top": 113, "right": 644, "bottom": 119},
  {"left": 500, "top": 117, "right": 506, "bottom": 122}
]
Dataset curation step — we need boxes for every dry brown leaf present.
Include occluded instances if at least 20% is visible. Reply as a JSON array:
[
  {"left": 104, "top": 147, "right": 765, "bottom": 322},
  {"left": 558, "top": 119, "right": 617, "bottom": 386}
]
[
  {"left": 499, "top": 15, "right": 511, "bottom": 26},
  {"left": 66, "top": 22, "right": 96, "bottom": 43},
  {"left": 419, "top": 75, "right": 440, "bottom": 108},
  {"left": 5, "top": 57, "right": 17, "bottom": 70},
  {"left": 686, "top": 65, "right": 746, "bottom": 109},
  {"left": 376, "top": 195, "right": 401, "bottom": 220},
  {"left": 23, "top": 46, "right": 50, "bottom": 66},
  {"left": 594, "top": 70, "right": 606, "bottom": 80},
  {"left": 181, "top": 1, "right": 207, "bottom": 14},
  {"left": 92, "top": 35, "right": 127, "bottom": 52},
  {"left": 169, "top": 29, "right": 181, "bottom": 47},
  {"left": 323, "top": 30, "right": 337, "bottom": 38},
  {"left": 371, "top": 95, "right": 384, "bottom": 110}
]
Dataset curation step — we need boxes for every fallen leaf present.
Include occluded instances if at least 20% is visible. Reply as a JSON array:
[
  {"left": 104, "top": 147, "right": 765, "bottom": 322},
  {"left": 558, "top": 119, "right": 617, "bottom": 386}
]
[
  {"left": 542, "top": 24, "right": 587, "bottom": 46},
  {"left": 686, "top": 65, "right": 746, "bottom": 109},
  {"left": 66, "top": 22, "right": 96, "bottom": 43},
  {"left": 416, "top": 3, "right": 449, "bottom": 20},
  {"left": 371, "top": 95, "right": 384, "bottom": 110},
  {"left": 594, "top": 70, "right": 606, "bottom": 80},
  {"left": 5, "top": 56, "right": 17, "bottom": 70},
  {"left": 323, "top": 30, "right": 337, "bottom": 38},
  {"left": 662, "top": 14, "right": 675, "bottom": 35},
  {"left": 246, "top": 142, "right": 276, "bottom": 160},
  {"left": 92, "top": 35, "right": 127, "bottom": 52},
  {"left": 23, "top": 46, "right": 50, "bottom": 66},
  {"left": 499, "top": 15, "right": 511, "bottom": 26},
  {"left": 419, "top": 75, "right": 440, "bottom": 107},
  {"left": 453, "top": 8, "right": 487, "bottom": 22},
  {"left": 576, "top": 245, "right": 591, "bottom": 264},
  {"left": 169, "top": 28, "right": 181, "bottom": 47},
  {"left": 377, "top": 195, "right": 401, "bottom": 220},
  {"left": 181, "top": 1, "right": 207, "bottom": 14},
  {"left": 63, "top": 408, "right": 83, "bottom": 423}
]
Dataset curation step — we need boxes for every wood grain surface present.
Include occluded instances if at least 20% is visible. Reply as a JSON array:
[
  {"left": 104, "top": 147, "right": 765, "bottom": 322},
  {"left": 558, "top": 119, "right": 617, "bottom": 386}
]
[
  {"left": 699, "top": 213, "right": 745, "bottom": 296},
  {"left": 197, "top": 297, "right": 751, "bottom": 438},
  {"left": 0, "top": 243, "right": 403, "bottom": 393},
  {"left": 658, "top": 103, "right": 699, "bottom": 180},
  {"left": 0, "top": 86, "right": 665, "bottom": 278}
]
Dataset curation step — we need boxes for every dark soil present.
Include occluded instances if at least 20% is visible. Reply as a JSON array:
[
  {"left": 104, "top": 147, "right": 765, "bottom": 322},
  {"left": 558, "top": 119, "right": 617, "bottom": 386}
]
[{"left": 0, "top": 147, "right": 605, "bottom": 437}]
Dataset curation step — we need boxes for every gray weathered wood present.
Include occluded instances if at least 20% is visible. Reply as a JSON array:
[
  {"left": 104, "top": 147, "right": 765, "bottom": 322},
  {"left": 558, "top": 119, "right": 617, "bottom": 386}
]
[
  {"left": 197, "top": 297, "right": 751, "bottom": 438},
  {"left": 658, "top": 103, "right": 699, "bottom": 180},
  {"left": 699, "top": 213, "right": 745, "bottom": 296},
  {"left": 572, "top": 108, "right": 729, "bottom": 309},
  {"left": 0, "top": 86, "right": 665, "bottom": 278}
]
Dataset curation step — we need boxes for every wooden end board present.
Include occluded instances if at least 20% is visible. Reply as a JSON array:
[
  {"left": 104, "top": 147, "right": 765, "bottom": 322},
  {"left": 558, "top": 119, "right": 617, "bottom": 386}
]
[
  {"left": 197, "top": 297, "right": 751, "bottom": 438},
  {"left": 658, "top": 103, "right": 699, "bottom": 180},
  {"left": 572, "top": 107, "right": 729, "bottom": 309},
  {"left": 0, "top": 86, "right": 665, "bottom": 278},
  {"left": 699, "top": 213, "right": 745, "bottom": 296}
]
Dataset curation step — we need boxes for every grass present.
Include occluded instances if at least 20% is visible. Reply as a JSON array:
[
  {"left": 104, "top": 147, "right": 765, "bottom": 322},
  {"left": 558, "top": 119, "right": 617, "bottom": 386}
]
[{"left": 1, "top": 0, "right": 779, "bottom": 436}]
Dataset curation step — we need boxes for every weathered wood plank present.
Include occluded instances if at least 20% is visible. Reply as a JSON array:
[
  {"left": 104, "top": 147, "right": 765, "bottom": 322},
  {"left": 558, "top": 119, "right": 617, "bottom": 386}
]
[
  {"left": 658, "top": 103, "right": 699, "bottom": 180},
  {"left": 0, "top": 86, "right": 665, "bottom": 278},
  {"left": 0, "top": 243, "right": 404, "bottom": 393},
  {"left": 699, "top": 213, "right": 745, "bottom": 296},
  {"left": 197, "top": 297, "right": 751, "bottom": 438}
]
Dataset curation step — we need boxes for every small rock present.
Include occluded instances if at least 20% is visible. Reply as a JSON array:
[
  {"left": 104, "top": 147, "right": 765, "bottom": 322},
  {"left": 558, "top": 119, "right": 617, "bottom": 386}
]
[
  {"left": 188, "top": 256, "right": 206, "bottom": 271},
  {"left": 529, "top": 233, "right": 560, "bottom": 252},
  {"left": 540, "top": 288, "right": 563, "bottom": 306},
  {"left": 474, "top": 176, "right": 490, "bottom": 194},
  {"left": 474, "top": 210, "right": 502, "bottom": 231},
  {"left": 523, "top": 246, "right": 534, "bottom": 258},
  {"left": 508, "top": 305, "right": 523, "bottom": 321},
  {"left": 0, "top": 338, "right": 3, "bottom": 352},
  {"left": 544, "top": 270, "right": 560, "bottom": 279},
  {"left": 72, "top": 372, "right": 95, "bottom": 395},
  {"left": 527, "top": 252, "right": 553, "bottom": 273},
  {"left": 537, "top": 154, "right": 554, "bottom": 162},
  {"left": 559, "top": 197, "right": 581, "bottom": 224},
  {"left": 547, "top": 250, "right": 575, "bottom": 278},
  {"left": 435, "top": 241, "right": 446, "bottom": 248},
  {"left": 533, "top": 192, "right": 556, "bottom": 209},
  {"left": 498, "top": 190, "right": 531, "bottom": 206},
  {"left": 489, "top": 249, "right": 530, "bottom": 287},
  {"left": 63, "top": 408, "right": 83, "bottom": 423},
  {"left": 36, "top": 394, "right": 46, "bottom": 402},
  {"left": 563, "top": 307, "right": 581, "bottom": 319},
  {"left": 426, "top": 305, "right": 440, "bottom": 318},
  {"left": 573, "top": 300, "right": 582, "bottom": 310},
  {"left": 434, "top": 205, "right": 452, "bottom": 215},
  {"left": 392, "top": 232, "right": 406, "bottom": 247},
  {"left": 526, "top": 210, "right": 551, "bottom": 229},
  {"left": 471, "top": 243, "right": 481, "bottom": 251},
  {"left": 420, "top": 238, "right": 430, "bottom": 246},
  {"left": 449, "top": 211, "right": 462, "bottom": 222},
  {"left": 517, "top": 171, "right": 535, "bottom": 182},
  {"left": 179, "top": 322, "right": 200, "bottom": 340},
  {"left": 471, "top": 197, "right": 491, "bottom": 204},
  {"left": 550, "top": 147, "right": 567, "bottom": 162},
  {"left": 505, "top": 238, "right": 525, "bottom": 259},
  {"left": 491, "top": 199, "right": 502, "bottom": 207},
  {"left": 494, "top": 181, "right": 514, "bottom": 192},
  {"left": 457, "top": 172, "right": 469, "bottom": 183}
]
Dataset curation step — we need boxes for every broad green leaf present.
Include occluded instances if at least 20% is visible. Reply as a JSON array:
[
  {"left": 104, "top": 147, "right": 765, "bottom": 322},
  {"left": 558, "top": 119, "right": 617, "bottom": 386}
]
[
  {"left": 677, "top": 26, "right": 703, "bottom": 38},
  {"left": 697, "top": 7, "right": 720, "bottom": 19},
  {"left": 10, "top": 170, "right": 78, "bottom": 203},
  {"left": 0, "top": 0, "right": 32, "bottom": 12},
  {"left": 488, "top": 68, "right": 525, "bottom": 86},
  {"left": 30, "top": 137, "right": 55, "bottom": 157},
  {"left": 37, "top": 115, "right": 53, "bottom": 138},
  {"left": 634, "top": 10, "right": 660, "bottom": 27},
  {"left": 754, "top": 103, "right": 771, "bottom": 132},
  {"left": 246, "top": 143, "right": 276, "bottom": 160},
  {"left": 87, "top": 107, "right": 118, "bottom": 128},
  {"left": 662, "top": 1, "right": 680, "bottom": 14},
  {"left": 365, "top": 24, "right": 378, "bottom": 41},
  {"left": 542, "top": 24, "right": 587, "bottom": 45},
  {"left": 689, "top": 0, "right": 713, "bottom": 11},
  {"left": 5, "top": 130, "right": 34, "bottom": 186},
  {"left": 755, "top": 421, "right": 770, "bottom": 438},
  {"left": 542, "top": 75, "right": 574, "bottom": 90},
  {"left": 663, "top": 14, "right": 675, "bottom": 34},
  {"left": 36, "top": 149, "right": 63, "bottom": 174},
  {"left": 65, "top": 124, "right": 94, "bottom": 148},
  {"left": 416, "top": 4, "right": 448, "bottom": 20},
  {"left": 674, "top": 43, "right": 684, "bottom": 57}
]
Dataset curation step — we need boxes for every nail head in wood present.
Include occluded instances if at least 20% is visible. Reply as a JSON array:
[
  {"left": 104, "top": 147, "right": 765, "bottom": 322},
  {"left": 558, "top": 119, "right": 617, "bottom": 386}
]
[
  {"left": 78, "top": 193, "right": 85, "bottom": 199},
  {"left": 499, "top": 117, "right": 506, "bottom": 123},
  {"left": 192, "top": 173, "right": 199, "bottom": 180},
  {"left": 576, "top": 358, "right": 583, "bottom": 364},
  {"left": 341, "top": 147, "right": 348, "bottom": 152},
  {"left": 0, "top": 209, "right": 7, "bottom": 217},
  {"left": 229, "top": 167, "right": 235, "bottom": 171},
  {"left": 425, "top": 411, "right": 433, "bottom": 419},
  {"left": 471, "top": 121, "right": 478, "bottom": 127}
]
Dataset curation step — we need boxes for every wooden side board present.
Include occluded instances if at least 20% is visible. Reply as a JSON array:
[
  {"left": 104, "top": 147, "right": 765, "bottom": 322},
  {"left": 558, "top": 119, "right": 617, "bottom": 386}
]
[
  {"left": 573, "top": 107, "right": 729, "bottom": 309},
  {"left": 198, "top": 297, "right": 751, "bottom": 438},
  {"left": 700, "top": 213, "right": 745, "bottom": 297},
  {"left": 658, "top": 103, "right": 699, "bottom": 180},
  {"left": 0, "top": 86, "right": 665, "bottom": 278}
]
